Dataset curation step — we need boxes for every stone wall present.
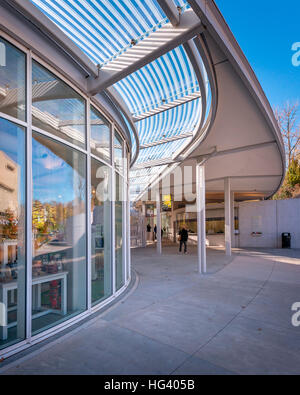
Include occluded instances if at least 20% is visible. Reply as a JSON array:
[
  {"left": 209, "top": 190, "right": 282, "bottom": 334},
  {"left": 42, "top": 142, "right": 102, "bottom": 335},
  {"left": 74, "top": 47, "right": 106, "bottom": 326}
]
[{"left": 238, "top": 199, "right": 300, "bottom": 248}]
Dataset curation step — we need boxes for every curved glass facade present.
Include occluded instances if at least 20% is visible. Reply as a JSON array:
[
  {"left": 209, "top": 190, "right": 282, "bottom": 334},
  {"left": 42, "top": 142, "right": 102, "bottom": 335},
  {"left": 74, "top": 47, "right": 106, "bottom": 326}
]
[{"left": 0, "top": 36, "right": 130, "bottom": 352}]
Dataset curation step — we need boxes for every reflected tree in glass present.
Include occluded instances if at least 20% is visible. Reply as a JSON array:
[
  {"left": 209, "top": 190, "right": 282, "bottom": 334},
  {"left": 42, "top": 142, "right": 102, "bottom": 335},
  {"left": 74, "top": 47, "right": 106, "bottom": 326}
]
[
  {"left": 0, "top": 118, "right": 26, "bottom": 349},
  {"left": 32, "top": 132, "right": 87, "bottom": 335},
  {"left": 91, "top": 159, "right": 112, "bottom": 305}
]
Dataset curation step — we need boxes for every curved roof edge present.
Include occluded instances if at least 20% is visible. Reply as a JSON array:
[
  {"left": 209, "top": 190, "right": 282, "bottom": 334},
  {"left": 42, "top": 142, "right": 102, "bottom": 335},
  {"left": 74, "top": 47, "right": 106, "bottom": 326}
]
[
  {"left": 188, "top": 0, "right": 286, "bottom": 191},
  {"left": 1, "top": 0, "right": 285, "bottom": 199},
  {"left": 131, "top": 34, "right": 218, "bottom": 202}
]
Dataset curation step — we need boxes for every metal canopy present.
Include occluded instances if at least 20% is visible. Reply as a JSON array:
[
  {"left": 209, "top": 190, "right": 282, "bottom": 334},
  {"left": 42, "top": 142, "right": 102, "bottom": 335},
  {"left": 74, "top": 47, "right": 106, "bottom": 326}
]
[
  {"left": 30, "top": 0, "right": 205, "bottom": 200},
  {"left": 24, "top": 0, "right": 285, "bottom": 203}
]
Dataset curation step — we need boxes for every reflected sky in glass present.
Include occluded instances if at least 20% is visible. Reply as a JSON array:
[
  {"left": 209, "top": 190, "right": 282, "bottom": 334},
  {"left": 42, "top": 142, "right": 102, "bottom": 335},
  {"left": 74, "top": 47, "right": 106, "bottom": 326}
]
[{"left": 32, "top": 134, "right": 84, "bottom": 203}]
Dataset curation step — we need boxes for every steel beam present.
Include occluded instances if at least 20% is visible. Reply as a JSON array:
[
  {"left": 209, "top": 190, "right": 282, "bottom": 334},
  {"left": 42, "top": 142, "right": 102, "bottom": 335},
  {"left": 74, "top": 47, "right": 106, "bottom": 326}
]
[
  {"left": 133, "top": 92, "right": 201, "bottom": 122},
  {"left": 132, "top": 140, "right": 277, "bottom": 170},
  {"left": 140, "top": 132, "right": 194, "bottom": 149},
  {"left": 132, "top": 158, "right": 175, "bottom": 170},
  {"left": 157, "top": 0, "right": 180, "bottom": 27},
  {"left": 206, "top": 174, "right": 282, "bottom": 183},
  {"left": 88, "top": 11, "right": 203, "bottom": 94}
]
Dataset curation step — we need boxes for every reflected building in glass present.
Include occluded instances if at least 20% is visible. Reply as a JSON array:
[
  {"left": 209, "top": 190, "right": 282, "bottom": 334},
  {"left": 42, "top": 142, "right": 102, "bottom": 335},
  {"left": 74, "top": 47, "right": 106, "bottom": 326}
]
[{"left": 0, "top": 35, "right": 131, "bottom": 354}]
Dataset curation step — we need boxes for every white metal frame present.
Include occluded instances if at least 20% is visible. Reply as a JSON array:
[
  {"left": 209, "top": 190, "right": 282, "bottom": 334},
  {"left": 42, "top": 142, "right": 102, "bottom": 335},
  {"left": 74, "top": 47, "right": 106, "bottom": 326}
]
[
  {"left": 196, "top": 163, "right": 206, "bottom": 274},
  {"left": 224, "top": 177, "right": 232, "bottom": 257},
  {"left": 0, "top": 31, "right": 131, "bottom": 358}
]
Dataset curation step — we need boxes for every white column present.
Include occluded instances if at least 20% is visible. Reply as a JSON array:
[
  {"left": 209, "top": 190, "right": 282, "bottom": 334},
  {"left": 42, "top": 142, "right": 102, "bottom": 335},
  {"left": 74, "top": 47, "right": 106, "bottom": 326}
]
[
  {"left": 141, "top": 204, "right": 146, "bottom": 248},
  {"left": 111, "top": 126, "right": 116, "bottom": 294},
  {"left": 156, "top": 189, "right": 162, "bottom": 255},
  {"left": 25, "top": 51, "right": 33, "bottom": 341},
  {"left": 126, "top": 184, "right": 131, "bottom": 281},
  {"left": 122, "top": 176, "right": 127, "bottom": 288},
  {"left": 86, "top": 99, "right": 92, "bottom": 311},
  {"left": 231, "top": 191, "right": 235, "bottom": 249},
  {"left": 224, "top": 178, "right": 232, "bottom": 256},
  {"left": 196, "top": 164, "right": 206, "bottom": 274},
  {"left": 171, "top": 198, "right": 176, "bottom": 243}
]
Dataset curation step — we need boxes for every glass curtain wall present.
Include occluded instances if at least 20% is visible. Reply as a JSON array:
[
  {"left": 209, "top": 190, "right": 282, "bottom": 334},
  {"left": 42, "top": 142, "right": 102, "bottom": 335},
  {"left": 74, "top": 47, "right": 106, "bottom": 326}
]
[
  {"left": 0, "top": 38, "right": 26, "bottom": 350},
  {"left": 0, "top": 118, "right": 26, "bottom": 350},
  {"left": 91, "top": 159, "right": 112, "bottom": 304},
  {"left": 115, "top": 132, "right": 125, "bottom": 291},
  {"left": 0, "top": 38, "right": 26, "bottom": 121},
  {"left": 0, "top": 33, "right": 128, "bottom": 352},
  {"left": 90, "top": 98, "right": 113, "bottom": 305},
  {"left": 90, "top": 106, "right": 111, "bottom": 163},
  {"left": 114, "top": 133, "right": 124, "bottom": 174},
  {"left": 32, "top": 132, "right": 87, "bottom": 334},
  {"left": 115, "top": 172, "right": 124, "bottom": 291},
  {"left": 32, "top": 61, "right": 86, "bottom": 149}
]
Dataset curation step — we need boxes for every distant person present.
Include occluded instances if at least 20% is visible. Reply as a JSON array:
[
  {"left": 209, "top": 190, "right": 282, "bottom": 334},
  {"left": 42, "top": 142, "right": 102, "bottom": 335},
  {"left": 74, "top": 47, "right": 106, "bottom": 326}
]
[
  {"left": 178, "top": 225, "right": 189, "bottom": 254},
  {"left": 154, "top": 224, "right": 157, "bottom": 240},
  {"left": 147, "top": 223, "right": 151, "bottom": 233}
]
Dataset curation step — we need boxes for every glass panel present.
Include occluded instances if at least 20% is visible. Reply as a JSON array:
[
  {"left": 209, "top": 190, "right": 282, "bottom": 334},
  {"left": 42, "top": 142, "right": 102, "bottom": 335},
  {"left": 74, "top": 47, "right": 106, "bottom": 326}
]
[
  {"left": 90, "top": 106, "right": 110, "bottom": 163},
  {"left": 91, "top": 159, "right": 112, "bottom": 305},
  {"left": 114, "top": 133, "right": 124, "bottom": 173},
  {"left": 32, "top": 61, "right": 86, "bottom": 149},
  {"left": 0, "top": 118, "right": 25, "bottom": 349},
  {"left": 0, "top": 38, "right": 26, "bottom": 121},
  {"left": 32, "top": 132, "right": 86, "bottom": 334},
  {"left": 115, "top": 173, "right": 124, "bottom": 290}
]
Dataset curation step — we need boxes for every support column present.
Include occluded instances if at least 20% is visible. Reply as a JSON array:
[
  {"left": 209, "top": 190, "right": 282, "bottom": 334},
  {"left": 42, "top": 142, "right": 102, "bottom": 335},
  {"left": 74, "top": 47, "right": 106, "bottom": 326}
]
[
  {"left": 156, "top": 189, "right": 162, "bottom": 255},
  {"left": 231, "top": 191, "right": 235, "bottom": 249},
  {"left": 196, "top": 164, "right": 206, "bottom": 274},
  {"left": 126, "top": 187, "right": 131, "bottom": 281},
  {"left": 141, "top": 203, "right": 146, "bottom": 248},
  {"left": 224, "top": 178, "right": 232, "bottom": 256},
  {"left": 171, "top": 197, "right": 176, "bottom": 243}
]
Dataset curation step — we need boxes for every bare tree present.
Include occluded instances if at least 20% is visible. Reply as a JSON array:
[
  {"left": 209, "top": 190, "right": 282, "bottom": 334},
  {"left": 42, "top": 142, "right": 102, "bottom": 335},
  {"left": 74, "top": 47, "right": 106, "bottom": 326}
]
[{"left": 274, "top": 102, "right": 300, "bottom": 166}]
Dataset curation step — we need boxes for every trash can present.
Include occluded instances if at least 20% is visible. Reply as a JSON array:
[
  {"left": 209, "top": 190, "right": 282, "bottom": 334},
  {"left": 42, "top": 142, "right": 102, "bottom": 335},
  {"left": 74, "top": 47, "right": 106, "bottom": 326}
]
[{"left": 282, "top": 233, "right": 291, "bottom": 248}]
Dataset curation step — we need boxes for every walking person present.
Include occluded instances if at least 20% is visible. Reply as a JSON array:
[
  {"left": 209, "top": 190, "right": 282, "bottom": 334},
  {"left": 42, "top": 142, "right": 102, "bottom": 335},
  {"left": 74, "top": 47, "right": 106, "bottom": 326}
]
[
  {"left": 178, "top": 225, "right": 189, "bottom": 254},
  {"left": 146, "top": 223, "right": 151, "bottom": 243},
  {"left": 154, "top": 224, "right": 157, "bottom": 240}
]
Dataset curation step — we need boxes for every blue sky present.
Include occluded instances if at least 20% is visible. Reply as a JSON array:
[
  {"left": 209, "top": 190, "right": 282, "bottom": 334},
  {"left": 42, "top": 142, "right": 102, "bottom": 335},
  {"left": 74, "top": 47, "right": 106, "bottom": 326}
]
[{"left": 215, "top": 0, "right": 300, "bottom": 109}]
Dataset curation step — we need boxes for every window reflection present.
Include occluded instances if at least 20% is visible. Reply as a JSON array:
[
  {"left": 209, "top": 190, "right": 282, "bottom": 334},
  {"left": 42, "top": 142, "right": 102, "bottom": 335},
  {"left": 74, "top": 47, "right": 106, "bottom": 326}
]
[
  {"left": 32, "top": 61, "right": 86, "bottom": 149},
  {"left": 115, "top": 173, "right": 124, "bottom": 290},
  {"left": 91, "top": 159, "right": 112, "bottom": 304},
  {"left": 32, "top": 132, "right": 87, "bottom": 334},
  {"left": 0, "top": 38, "right": 26, "bottom": 121},
  {"left": 114, "top": 133, "right": 124, "bottom": 173},
  {"left": 0, "top": 118, "right": 25, "bottom": 349},
  {"left": 90, "top": 106, "right": 111, "bottom": 163}
]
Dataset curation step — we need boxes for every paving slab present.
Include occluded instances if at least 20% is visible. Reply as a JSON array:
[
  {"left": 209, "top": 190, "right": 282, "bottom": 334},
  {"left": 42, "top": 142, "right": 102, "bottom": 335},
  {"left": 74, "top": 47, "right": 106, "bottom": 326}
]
[
  {"left": 171, "top": 355, "right": 236, "bottom": 375},
  {"left": 1, "top": 246, "right": 300, "bottom": 375},
  {"left": 195, "top": 315, "right": 300, "bottom": 375}
]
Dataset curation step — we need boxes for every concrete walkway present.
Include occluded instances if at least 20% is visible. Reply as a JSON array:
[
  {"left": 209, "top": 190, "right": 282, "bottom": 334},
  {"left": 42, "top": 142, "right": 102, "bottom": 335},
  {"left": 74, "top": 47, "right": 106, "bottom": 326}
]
[{"left": 1, "top": 246, "right": 300, "bottom": 375}]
